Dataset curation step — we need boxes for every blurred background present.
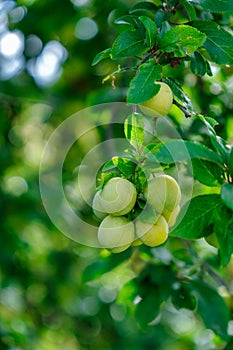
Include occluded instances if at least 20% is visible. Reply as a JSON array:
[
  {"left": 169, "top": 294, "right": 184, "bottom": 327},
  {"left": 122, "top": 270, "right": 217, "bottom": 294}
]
[{"left": 1, "top": 0, "right": 233, "bottom": 349}]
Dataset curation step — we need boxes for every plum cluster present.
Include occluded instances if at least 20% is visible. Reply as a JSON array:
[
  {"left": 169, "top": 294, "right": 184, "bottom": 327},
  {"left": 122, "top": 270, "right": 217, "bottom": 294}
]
[{"left": 92, "top": 175, "right": 181, "bottom": 253}]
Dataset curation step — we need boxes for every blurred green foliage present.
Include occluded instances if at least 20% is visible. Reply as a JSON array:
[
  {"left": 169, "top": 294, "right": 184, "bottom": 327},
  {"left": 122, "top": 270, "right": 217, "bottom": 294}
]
[{"left": 1, "top": 0, "right": 233, "bottom": 349}]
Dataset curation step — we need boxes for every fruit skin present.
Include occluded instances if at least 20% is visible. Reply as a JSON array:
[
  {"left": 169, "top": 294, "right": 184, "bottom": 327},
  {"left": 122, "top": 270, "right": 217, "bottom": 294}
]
[
  {"left": 98, "top": 215, "right": 135, "bottom": 252},
  {"left": 135, "top": 215, "right": 169, "bottom": 247},
  {"left": 139, "top": 82, "right": 173, "bottom": 117},
  {"left": 99, "top": 177, "right": 137, "bottom": 216},
  {"left": 162, "top": 205, "right": 180, "bottom": 227},
  {"left": 92, "top": 190, "right": 107, "bottom": 219},
  {"left": 131, "top": 238, "right": 143, "bottom": 246},
  {"left": 145, "top": 174, "right": 181, "bottom": 213}
]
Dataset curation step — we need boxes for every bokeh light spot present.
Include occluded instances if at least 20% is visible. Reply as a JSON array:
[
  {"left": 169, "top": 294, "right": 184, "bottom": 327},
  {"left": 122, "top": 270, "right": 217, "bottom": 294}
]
[
  {"left": 0, "top": 13, "right": 8, "bottom": 33},
  {"left": 98, "top": 286, "right": 117, "bottom": 303},
  {"left": 4, "top": 176, "right": 28, "bottom": 196},
  {"left": 71, "top": 0, "right": 90, "bottom": 7},
  {"left": 0, "top": 30, "right": 24, "bottom": 57},
  {"left": 75, "top": 17, "right": 98, "bottom": 40},
  {"left": 9, "top": 6, "right": 27, "bottom": 23},
  {"left": 0, "top": 56, "right": 25, "bottom": 80},
  {"left": 110, "top": 304, "right": 127, "bottom": 322},
  {"left": 1, "top": 285, "right": 24, "bottom": 312},
  {"left": 25, "top": 34, "right": 43, "bottom": 57},
  {"left": 27, "top": 40, "right": 67, "bottom": 86}
]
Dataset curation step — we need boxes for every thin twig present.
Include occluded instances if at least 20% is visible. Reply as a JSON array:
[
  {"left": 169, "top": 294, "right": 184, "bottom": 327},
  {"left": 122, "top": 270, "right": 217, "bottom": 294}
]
[
  {"left": 203, "top": 263, "right": 231, "bottom": 293},
  {"left": 182, "top": 239, "right": 232, "bottom": 295}
]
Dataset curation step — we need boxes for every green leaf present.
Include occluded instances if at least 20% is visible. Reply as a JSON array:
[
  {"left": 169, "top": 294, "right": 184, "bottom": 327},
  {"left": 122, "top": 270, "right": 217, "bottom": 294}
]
[
  {"left": 192, "top": 20, "right": 233, "bottom": 65},
  {"left": 196, "top": 114, "right": 218, "bottom": 135},
  {"left": 205, "top": 59, "right": 213, "bottom": 76},
  {"left": 135, "top": 291, "right": 161, "bottom": 327},
  {"left": 114, "top": 15, "right": 142, "bottom": 28},
  {"left": 129, "top": 1, "right": 158, "bottom": 14},
  {"left": 180, "top": 0, "right": 196, "bottom": 20},
  {"left": 164, "top": 77, "right": 195, "bottom": 114},
  {"left": 92, "top": 48, "right": 112, "bottom": 66},
  {"left": 98, "top": 161, "right": 122, "bottom": 187},
  {"left": 124, "top": 113, "right": 145, "bottom": 150},
  {"left": 82, "top": 250, "right": 131, "bottom": 283},
  {"left": 135, "top": 264, "right": 174, "bottom": 327},
  {"left": 191, "top": 0, "right": 233, "bottom": 13},
  {"left": 228, "top": 147, "right": 233, "bottom": 177},
  {"left": 221, "top": 183, "right": 233, "bottom": 210},
  {"left": 112, "top": 156, "right": 136, "bottom": 178},
  {"left": 143, "top": 143, "right": 161, "bottom": 169},
  {"left": 156, "top": 140, "right": 223, "bottom": 165},
  {"left": 214, "top": 206, "right": 233, "bottom": 266},
  {"left": 212, "top": 137, "right": 229, "bottom": 163},
  {"left": 171, "top": 283, "right": 196, "bottom": 310},
  {"left": 190, "top": 51, "right": 207, "bottom": 76},
  {"left": 170, "top": 194, "right": 223, "bottom": 239},
  {"left": 149, "top": 264, "right": 175, "bottom": 286},
  {"left": 139, "top": 16, "right": 158, "bottom": 47},
  {"left": 190, "top": 279, "right": 230, "bottom": 340},
  {"left": 223, "top": 337, "right": 233, "bottom": 350},
  {"left": 99, "top": 170, "right": 121, "bottom": 188},
  {"left": 192, "top": 159, "right": 223, "bottom": 187},
  {"left": 112, "top": 29, "right": 146, "bottom": 59},
  {"left": 159, "top": 25, "right": 206, "bottom": 56},
  {"left": 101, "top": 159, "right": 117, "bottom": 172},
  {"left": 204, "top": 116, "right": 219, "bottom": 128},
  {"left": 155, "top": 9, "right": 172, "bottom": 27},
  {"left": 133, "top": 166, "right": 148, "bottom": 193},
  {"left": 196, "top": 114, "right": 229, "bottom": 162},
  {"left": 127, "top": 61, "right": 162, "bottom": 104}
]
